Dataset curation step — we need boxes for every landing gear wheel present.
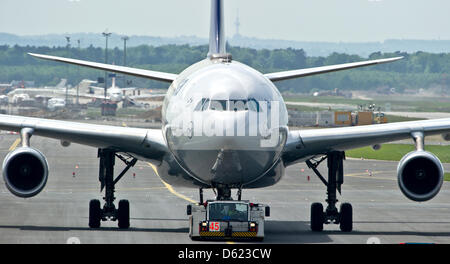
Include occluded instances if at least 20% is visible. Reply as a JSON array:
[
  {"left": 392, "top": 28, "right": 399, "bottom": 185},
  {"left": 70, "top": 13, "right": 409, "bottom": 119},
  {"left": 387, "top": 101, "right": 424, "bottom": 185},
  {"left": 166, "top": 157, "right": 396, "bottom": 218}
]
[
  {"left": 339, "top": 203, "right": 353, "bottom": 232},
  {"left": 310, "top": 203, "right": 324, "bottom": 232},
  {"left": 89, "top": 199, "right": 102, "bottom": 228},
  {"left": 118, "top": 199, "right": 130, "bottom": 229}
]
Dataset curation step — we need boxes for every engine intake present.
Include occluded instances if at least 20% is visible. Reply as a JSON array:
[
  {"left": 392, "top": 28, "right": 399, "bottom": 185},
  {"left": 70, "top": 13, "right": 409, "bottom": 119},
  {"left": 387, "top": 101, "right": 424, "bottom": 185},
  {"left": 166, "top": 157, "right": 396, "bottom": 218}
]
[
  {"left": 2, "top": 147, "right": 49, "bottom": 198},
  {"left": 397, "top": 151, "right": 443, "bottom": 202}
]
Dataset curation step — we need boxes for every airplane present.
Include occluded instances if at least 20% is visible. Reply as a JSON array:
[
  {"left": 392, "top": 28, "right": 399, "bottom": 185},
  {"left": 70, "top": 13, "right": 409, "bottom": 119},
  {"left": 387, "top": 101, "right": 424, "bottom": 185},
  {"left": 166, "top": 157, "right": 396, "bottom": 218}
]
[
  {"left": 87, "top": 75, "right": 165, "bottom": 103},
  {"left": 0, "top": 0, "right": 449, "bottom": 233},
  {"left": 7, "top": 79, "right": 96, "bottom": 99}
]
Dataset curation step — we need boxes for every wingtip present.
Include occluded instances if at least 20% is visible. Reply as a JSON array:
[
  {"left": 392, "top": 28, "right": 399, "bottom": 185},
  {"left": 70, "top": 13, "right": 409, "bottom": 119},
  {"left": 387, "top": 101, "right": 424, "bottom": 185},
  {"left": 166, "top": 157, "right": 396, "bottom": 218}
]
[
  {"left": 377, "top": 56, "right": 404, "bottom": 64},
  {"left": 28, "top": 52, "right": 41, "bottom": 58}
]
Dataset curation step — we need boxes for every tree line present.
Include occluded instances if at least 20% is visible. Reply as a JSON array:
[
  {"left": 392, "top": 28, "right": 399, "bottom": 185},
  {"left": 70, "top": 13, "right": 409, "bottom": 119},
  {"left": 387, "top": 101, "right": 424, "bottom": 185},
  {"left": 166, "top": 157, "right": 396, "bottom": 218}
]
[{"left": 0, "top": 44, "right": 449, "bottom": 93}]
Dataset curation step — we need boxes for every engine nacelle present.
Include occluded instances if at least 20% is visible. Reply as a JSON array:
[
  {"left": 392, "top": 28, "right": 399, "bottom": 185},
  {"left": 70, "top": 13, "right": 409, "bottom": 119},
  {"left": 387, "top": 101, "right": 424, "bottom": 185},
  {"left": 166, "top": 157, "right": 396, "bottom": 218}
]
[
  {"left": 397, "top": 151, "right": 444, "bottom": 202},
  {"left": 2, "top": 147, "right": 49, "bottom": 198}
]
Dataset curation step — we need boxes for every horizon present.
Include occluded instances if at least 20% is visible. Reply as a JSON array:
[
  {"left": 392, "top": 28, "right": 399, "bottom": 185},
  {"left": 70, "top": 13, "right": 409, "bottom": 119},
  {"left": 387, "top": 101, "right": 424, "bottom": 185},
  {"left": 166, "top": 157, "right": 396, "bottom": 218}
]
[
  {"left": 3, "top": 31, "right": 450, "bottom": 44},
  {"left": 1, "top": 0, "right": 450, "bottom": 43}
]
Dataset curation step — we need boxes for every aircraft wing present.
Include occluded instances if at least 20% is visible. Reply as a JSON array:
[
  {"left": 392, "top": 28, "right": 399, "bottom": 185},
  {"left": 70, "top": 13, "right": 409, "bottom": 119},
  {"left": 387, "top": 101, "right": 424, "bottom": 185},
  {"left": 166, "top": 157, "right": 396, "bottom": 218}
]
[
  {"left": 282, "top": 118, "right": 450, "bottom": 166},
  {"left": 0, "top": 115, "right": 167, "bottom": 162},
  {"left": 76, "top": 93, "right": 110, "bottom": 100},
  {"left": 121, "top": 88, "right": 138, "bottom": 91},
  {"left": 89, "top": 86, "right": 107, "bottom": 91},
  {"left": 265, "top": 57, "right": 403, "bottom": 82},
  {"left": 28, "top": 53, "right": 178, "bottom": 83},
  {"left": 128, "top": 94, "right": 166, "bottom": 100}
]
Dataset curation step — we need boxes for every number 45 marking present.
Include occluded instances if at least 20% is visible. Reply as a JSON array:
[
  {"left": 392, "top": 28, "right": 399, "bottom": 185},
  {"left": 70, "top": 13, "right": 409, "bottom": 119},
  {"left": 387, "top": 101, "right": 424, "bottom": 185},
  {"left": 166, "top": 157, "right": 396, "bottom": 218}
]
[{"left": 209, "top": 222, "right": 220, "bottom": 232}]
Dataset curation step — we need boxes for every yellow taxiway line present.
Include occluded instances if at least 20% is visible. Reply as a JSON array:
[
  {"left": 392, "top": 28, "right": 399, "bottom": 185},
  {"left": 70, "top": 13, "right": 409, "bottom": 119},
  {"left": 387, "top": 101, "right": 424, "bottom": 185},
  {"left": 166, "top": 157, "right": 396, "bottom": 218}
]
[
  {"left": 147, "top": 162, "right": 197, "bottom": 204},
  {"left": 147, "top": 162, "right": 234, "bottom": 243},
  {"left": 8, "top": 138, "right": 21, "bottom": 151}
]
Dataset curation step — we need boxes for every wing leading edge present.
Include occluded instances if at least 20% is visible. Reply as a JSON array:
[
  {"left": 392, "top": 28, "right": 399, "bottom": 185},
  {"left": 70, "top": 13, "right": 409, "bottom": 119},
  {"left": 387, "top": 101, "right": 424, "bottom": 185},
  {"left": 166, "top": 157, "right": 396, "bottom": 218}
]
[
  {"left": 0, "top": 115, "right": 168, "bottom": 163},
  {"left": 283, "top": 118, "right": 450, "bottom": 166},
  {"left": 265, "top": 57, "right": 403, "bottom": 82},
  {"left": 28, "top": 53, "right": 178, "bottom": 83}
]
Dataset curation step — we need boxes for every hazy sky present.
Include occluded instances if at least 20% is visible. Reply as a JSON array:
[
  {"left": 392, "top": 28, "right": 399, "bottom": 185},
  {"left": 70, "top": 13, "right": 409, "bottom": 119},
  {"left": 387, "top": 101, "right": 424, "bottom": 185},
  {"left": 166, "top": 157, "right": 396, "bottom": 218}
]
[{"left": 1, "top": 0, "right": 450, "bottom": 42}]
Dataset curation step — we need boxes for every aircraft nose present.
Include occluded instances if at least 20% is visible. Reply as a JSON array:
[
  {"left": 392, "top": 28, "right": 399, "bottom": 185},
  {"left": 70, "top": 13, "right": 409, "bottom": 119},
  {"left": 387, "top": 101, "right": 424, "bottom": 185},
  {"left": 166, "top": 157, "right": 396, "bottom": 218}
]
[{"left": 166, "top": 110, "right": 287, "bottom": 186}]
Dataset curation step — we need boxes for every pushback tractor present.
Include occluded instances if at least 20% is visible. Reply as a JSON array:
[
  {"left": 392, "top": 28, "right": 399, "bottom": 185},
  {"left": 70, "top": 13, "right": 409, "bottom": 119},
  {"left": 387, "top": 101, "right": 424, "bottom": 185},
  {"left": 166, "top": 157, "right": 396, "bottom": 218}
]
[{"left": 187, "top": 200, "right": 270, "bottom": 241}]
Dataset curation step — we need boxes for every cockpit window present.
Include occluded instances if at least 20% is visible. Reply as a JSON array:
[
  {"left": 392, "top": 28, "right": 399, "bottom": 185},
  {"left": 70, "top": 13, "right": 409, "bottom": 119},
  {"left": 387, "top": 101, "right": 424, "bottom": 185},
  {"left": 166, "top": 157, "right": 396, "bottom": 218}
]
[
  {"left": 230, "top": 100, "right": 248, "bottom": 111},
  {"left": 194, "top": 98, "right": 208, "bottom": 111},
  {"left": 210, "top": 100, "right": 227, "bottom": 111},
  {"left": 248, "top": 99, "right": 261, "bottom": 112},
  {"left": 194, "top": 98, "right": 262, "bottom": 112}
]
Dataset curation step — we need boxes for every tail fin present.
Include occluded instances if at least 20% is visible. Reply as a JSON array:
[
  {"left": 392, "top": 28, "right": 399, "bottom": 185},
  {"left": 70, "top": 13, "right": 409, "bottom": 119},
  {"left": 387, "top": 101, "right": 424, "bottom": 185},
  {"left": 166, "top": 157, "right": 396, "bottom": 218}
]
[
  {"left": 55, "top": 79, "right": 67, "bottom": 88},
  {"left": 208, "top": 0, "right": 226, "bottom": 57}
]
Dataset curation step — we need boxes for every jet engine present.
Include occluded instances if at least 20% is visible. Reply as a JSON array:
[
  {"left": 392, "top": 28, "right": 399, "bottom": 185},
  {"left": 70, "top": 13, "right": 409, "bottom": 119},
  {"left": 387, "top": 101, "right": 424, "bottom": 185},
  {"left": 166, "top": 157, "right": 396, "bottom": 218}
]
[
  {"left": 397, "top": 151, "right": 443, "bottom": 202},
  {"left": 2, "top": 147, "right": 49, "bottom": 198}
]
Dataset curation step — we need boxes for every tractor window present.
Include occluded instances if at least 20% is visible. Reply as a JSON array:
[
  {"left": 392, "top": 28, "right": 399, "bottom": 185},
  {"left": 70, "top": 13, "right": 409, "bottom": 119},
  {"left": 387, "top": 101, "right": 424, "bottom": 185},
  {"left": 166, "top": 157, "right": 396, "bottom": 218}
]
[{"left": 208, "top": 203, "right": 249, "bottom": 222}]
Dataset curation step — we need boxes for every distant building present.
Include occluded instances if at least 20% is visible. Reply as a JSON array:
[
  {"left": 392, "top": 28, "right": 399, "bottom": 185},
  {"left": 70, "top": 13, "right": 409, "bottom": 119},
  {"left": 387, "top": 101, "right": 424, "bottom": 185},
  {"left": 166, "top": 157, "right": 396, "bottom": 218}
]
[
  {"left": 0, "top": 83, "right": 13, "bottom": 95},
  {"left": 10, "top": 80, "right": 35, "bottom": 88},
  {"left": 0, "top": 83, "right": 12, "bottom": 89}
]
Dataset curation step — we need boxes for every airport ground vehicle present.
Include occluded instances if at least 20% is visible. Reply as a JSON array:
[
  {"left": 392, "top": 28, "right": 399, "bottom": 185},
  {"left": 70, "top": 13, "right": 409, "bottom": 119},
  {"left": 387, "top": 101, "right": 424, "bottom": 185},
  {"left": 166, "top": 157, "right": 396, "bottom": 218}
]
[
  {"left": 188, "top": 200, "right": 269, "bottom": 241},
  {"left": 47, "top": 98, "right": 66, "bottom": 111}
]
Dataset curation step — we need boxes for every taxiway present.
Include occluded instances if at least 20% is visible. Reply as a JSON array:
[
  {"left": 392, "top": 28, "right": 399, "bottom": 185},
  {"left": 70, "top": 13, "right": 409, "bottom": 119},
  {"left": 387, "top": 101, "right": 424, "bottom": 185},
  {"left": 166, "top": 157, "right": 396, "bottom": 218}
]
[{"left": 0, "top": 134, "right": 450, "bottom": 244}]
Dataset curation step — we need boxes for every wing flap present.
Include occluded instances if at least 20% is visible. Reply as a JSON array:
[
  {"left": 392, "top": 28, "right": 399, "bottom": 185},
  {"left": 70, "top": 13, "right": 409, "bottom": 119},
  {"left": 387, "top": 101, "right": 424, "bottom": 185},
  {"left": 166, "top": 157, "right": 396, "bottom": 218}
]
[{"left": 29, "top": 53, "right": 177, "bottom": 83}]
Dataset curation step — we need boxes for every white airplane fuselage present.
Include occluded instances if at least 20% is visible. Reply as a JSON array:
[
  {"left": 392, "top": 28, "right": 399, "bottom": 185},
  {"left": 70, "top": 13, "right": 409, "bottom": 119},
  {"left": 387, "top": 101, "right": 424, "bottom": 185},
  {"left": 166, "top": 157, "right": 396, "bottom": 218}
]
[
  {"left": 107, "top": 88, "right": 124, "bottom": 102},
  {"left": 159, "top": 58, "right": 289, "bottom": 189}
]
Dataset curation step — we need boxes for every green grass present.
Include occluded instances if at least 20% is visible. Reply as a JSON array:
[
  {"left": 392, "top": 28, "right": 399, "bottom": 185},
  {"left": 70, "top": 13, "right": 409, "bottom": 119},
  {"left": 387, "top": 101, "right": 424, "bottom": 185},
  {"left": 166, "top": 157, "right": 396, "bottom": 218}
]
[
  {"left": 383, "top": 115, "right": 424, "bottom": 123},
  {"left": 85, "top": 108, "right": 102, "bottom": 119},
  {"left": 287, "top": 104, "right": 328, "bottom": 112},
  {"left": 116, "top": 108, "right": 147, "bottom": 117},
  {"left": 445, "top": 173, "right": 450, "bottom": 182},
  {"left": 346, "top": 144, "right": 450, "bottom": 163}
]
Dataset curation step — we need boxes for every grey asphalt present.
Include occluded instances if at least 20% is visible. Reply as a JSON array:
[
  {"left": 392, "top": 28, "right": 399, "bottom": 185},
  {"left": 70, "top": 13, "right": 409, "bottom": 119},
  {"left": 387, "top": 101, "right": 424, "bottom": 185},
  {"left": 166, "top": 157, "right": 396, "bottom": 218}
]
[{"left": 0, "top": 134, "right": 450, "bottom": 244}]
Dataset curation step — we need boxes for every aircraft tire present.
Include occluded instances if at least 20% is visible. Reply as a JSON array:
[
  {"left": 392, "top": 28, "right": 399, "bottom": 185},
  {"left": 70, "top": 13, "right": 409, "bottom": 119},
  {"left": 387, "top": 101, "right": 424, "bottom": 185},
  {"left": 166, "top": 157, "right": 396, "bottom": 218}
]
[
  {"left": 118, "top": 199, "right": 130, "bottom": 229},
  {"left": 339, "top": 203, "right": 353, "bottom": 232},
  {"left": 310, "top": 203, "right": 324, "bottom": 232},
  {"left": 89, "top": 199, "right": 102, "bottom": 228}
]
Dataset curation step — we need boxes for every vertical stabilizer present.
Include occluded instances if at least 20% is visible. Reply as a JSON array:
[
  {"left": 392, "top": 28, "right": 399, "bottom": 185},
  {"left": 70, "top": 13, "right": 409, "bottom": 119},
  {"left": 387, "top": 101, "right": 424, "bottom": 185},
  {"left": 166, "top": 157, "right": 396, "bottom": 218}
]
[{"left": 208, "top": 0, "right": 226, "bottom": 57}]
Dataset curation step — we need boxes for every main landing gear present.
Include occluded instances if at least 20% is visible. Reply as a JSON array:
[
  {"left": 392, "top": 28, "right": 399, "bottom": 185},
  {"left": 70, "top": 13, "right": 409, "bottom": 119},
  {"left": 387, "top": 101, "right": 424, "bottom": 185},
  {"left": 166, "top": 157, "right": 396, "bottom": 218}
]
[
  {"left": 89, "top": 149, "right": 137, "bottom": 229},
  {"left": 306, "top": 151, "right": 353, "bottom": 232}
]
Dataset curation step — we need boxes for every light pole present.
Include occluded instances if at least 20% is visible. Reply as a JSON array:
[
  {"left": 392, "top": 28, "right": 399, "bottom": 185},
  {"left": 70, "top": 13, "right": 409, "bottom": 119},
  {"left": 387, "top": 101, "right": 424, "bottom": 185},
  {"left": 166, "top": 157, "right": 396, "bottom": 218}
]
[
  {"left": 76, "top": 39, "right": 81, "bottom": 105},
  {"left": 65, "top": 36, "right": 71, "bottom": 105},
  {"left": 65, "top": 36, "right": 71, "bottom": 48},
  {"left": 121, "top": 36, "right": 129, "bottom": 88},
  {"left": 102, "top": 31, "right": 112, "bottom": 99}
]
